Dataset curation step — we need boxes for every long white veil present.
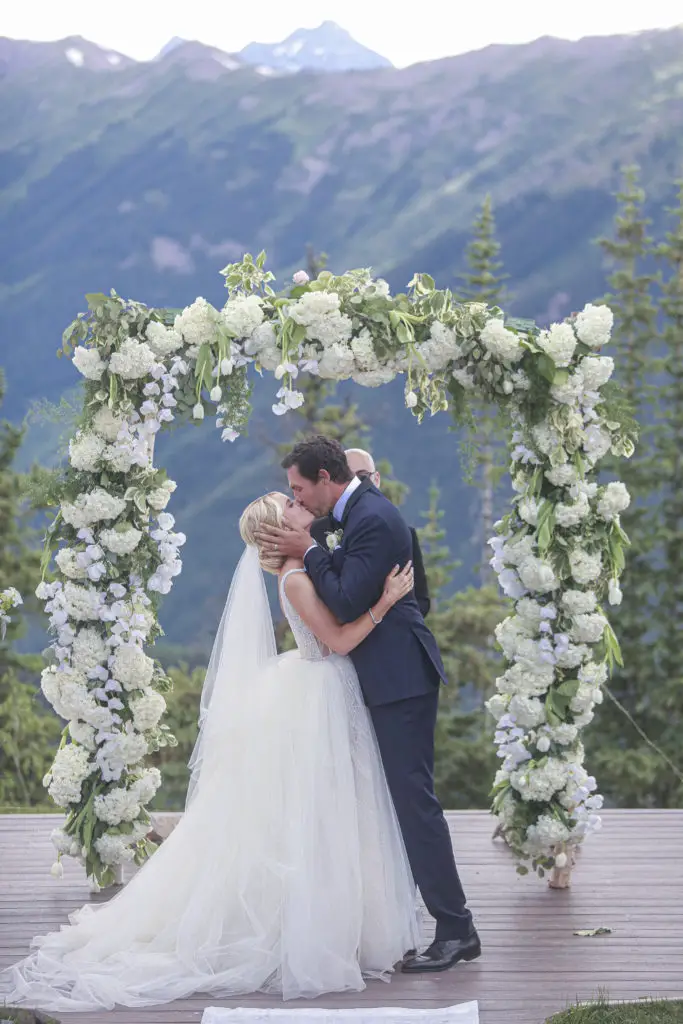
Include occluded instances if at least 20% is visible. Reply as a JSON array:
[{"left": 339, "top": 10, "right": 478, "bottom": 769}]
[{"left": 185, "top": 545, "right": 276, "bottom": 808}]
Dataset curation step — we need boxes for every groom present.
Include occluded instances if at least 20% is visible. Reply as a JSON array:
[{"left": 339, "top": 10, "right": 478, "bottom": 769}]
[{"left": 257, "top": 435, "right": 480, "bottom": 972}]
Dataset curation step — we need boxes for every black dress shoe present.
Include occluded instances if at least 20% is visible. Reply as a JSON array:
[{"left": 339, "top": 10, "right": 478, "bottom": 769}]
[
  {"left": 402, "top": 948, "right": 417, "bottom": 961},
  {"left": 401, "top": 930, "right": 481, "bottom": 973}
]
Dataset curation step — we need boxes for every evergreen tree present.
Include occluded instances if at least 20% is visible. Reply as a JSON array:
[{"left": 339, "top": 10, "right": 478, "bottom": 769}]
[
  {"left": 0, "top": 370, "right": 60, "bottom": 807},
  {"left": 418, "top": 486, "right": 508, "bottom": 808},
  {"left": 587, "top": 168, "right": 683, "bottom": 807},
  {"left": 458, "top": 196, "right": 509, "bottom": 581}
]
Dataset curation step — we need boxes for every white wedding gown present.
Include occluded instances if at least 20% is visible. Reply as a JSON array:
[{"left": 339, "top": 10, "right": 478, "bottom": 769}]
[{"left": 1, "top": 563, "right": 419, "bottom": 1012}]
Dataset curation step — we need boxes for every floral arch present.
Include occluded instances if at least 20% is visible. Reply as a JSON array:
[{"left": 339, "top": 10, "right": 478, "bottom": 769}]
[{"left": 38, "top": 253, "right": 635, "bottom": 888}]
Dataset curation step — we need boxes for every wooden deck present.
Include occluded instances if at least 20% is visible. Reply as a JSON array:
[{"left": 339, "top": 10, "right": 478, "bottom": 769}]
[{"left": 1, "top": 809, "right": 682, "bottom": 1024}]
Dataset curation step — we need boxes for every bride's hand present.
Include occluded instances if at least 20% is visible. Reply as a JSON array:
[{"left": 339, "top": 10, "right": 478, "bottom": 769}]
[{"left": 381, "top": 561, "right": 414, "bottom": 609}]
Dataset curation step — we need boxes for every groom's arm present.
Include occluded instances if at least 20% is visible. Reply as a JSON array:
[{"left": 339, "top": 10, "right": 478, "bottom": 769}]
[{"left": 304, "top": 514, "right": 398, "bottom": 623}]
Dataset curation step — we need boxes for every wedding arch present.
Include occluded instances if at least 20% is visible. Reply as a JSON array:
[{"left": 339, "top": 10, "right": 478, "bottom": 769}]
[{"left": 37, "top": 253, "right": 635, "bottom": 888}]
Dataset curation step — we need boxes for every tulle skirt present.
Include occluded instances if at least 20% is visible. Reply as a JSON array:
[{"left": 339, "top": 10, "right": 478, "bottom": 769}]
[{"left": 0, "top": 651, "right": 419, "bottom": 1011}]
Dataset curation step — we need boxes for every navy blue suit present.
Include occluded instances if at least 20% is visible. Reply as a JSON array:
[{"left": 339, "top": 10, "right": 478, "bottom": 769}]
[{"left": 305, "top": 479, "right": 472, "bottom": 941}]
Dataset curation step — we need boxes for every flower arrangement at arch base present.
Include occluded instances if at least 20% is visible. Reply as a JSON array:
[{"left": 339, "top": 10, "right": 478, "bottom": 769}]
[{"left": 34, "top": 252, "right": 636, "bottom": 888}]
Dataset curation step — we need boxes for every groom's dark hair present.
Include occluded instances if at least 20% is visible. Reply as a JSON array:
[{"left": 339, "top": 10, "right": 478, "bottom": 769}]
[{"left": 281, "top": 435, "right": 353, "bottom": 484}]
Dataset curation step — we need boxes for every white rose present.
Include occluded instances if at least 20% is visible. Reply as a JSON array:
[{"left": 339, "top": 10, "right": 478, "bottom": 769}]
[{"left": 293, "top": 270, "right": 310, "bottom": 285}]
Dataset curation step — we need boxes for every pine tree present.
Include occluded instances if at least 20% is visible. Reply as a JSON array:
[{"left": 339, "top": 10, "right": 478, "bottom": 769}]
[
  {"left": 586, "top": 168, "right": 683, "bottom": 806},
  {"left": 458, "top": 196, "right": 509, "bottom": 581},
  {"left": 0, "top": 370, "right": 61, "bottom": 807},
  {"left": 418, "top": 485, "right": 508, "bottom": 808}
]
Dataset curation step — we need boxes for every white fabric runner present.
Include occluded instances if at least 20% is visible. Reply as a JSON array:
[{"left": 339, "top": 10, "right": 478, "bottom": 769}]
[{"left": 202, "top": 1005, "right": 479, "bottom": 1024}]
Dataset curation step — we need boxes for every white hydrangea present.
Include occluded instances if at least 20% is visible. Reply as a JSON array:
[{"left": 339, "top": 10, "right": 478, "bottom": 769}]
[
  {"left": 103, "top": 443, "right": 135, "bottom": 474},
  {"left": 416, "top": 322, "right": 461, "bottom": 370},
  {"left": 519, "top": 497, "right": 540, "bottom": 526},
  {"left": 570, "top": 682, "right": 600, "bottom": 714},
  {"left": 145, "top": 321, "right": 184, "bottom": 358},
  {"left": 72, "top": 346, "right": 107, "bottom": 380},
  {"left": 518, "top": 556, "right": 558, "bottom": 594},
  {"left": 597, "top": 481, "right": 630, "bottom": 521},
  {"left": 147, "top": 479, "right": 177, "bottom": 511},
  {"left": 480, "top": 319, "right": 524, "bottom": 363},
  {"left": 45, "top": 744, "right": 94, "bottom": 807},
  {"left": 94, "top": 834, "right": 136, "bottom": 866},
  {"left": 111, "top": 644, "right": 154, "bottom": 690},
  {"left": 532, "top": 423, "right": 563, "bottom": 457},
  {"left": 545, "top": 464, "right": 578, "bottom": 488},
  {"left": 109, "top": 338, "right": 157, "bottom": 380},
  {"left": 71, "top": 627, "right": 108, "bottom": 673},
  {"left": 555, "top": 642, "right": 591, "bottom": 669},
  {"left": 580, "top": 355, "right": 614, "bottom": 391},
  {"left": 353, "top": 368, "right": 397, "bottom": 387},
  {"left": 569, "top": 549, "right": 602, "bottom": 585},
  {"left": 94, "top": 786, "right": 141, "bottom": 826},
  {"left": 511, "top": 757, "right": 571, "bottom": 803},
  {"left": 571, "top": 613, "right": 608, "bottom": 645},
  {"left": 508, "top": 694, "right": 546, "bottom": 728},
  {"left": 555, "top": 493, "right": 591, "bottom": 528},
  {"left": 574, "top": 304, "right": 613, "bottom": 349},
  {"left": 497, "top": 661, "right": 555, "bottom": 698},
  {"left": 502, "top": 534, "right": 535, "bottom": 566},
  {"left": 452, "top": 367, "right": 476, "bottom": 390},
  {"left": 55, "top": 547, "right": 87, "bottom": 580},
  {"left": 92, "top": 406, "right": 126, "bottom": 443},
  {"left": 129, "top": 766, "right": 162, "bottom": 805},
  {"left": 318, "top": 343, "right": 356, "bottom": 379},
  {"left": 222, "top": 294, "right": 265, "bottom": 338},
  {"left": 288, "top": 291, "right": 353, "bottom": 347},
  {"left": 129, "top": 690, "right": 166, "bottom": 732},
  {"left": 578, "top": 659, "right": 608, "bottom": 687},
  {"left": 63, "top": 582, "right": 103, "bottom": 621},
  {"left": 69, "top": 432, "right": 106, "bottom": 472},
  {"left": 99, "top": 525, "right": 143, "bottom": 556},
  {"left": 174, "top": 297, "right": 222, "bottom": 348},
  {"left": 582, "top": 425, "right": 612, "bottom": 464},
  {"left": 551, "top": 369, "right": 584, "bottom": 406},
  {"left": 351, "top": 329, "right": 379, "bottom": 370},
  {"left": 68, "top": 719, "right": 96, "bottom": 751},
  {"left": 243, "top": 321, "right": 278, "bottom": 358},
  {"left": 562, "top": 590, "right": 597, "bottom": 616},
  {"left": 61, "top": 488, "right": 127, "bottom": 529},
  {"left": 525, "top": 814, "right": 570, "bottom": 850},
  {"left": 537, "top": 322, "right": 576, "bottom": 367},
  {"left": 50, "top": 828, "right": 73, "bottom": 855}
]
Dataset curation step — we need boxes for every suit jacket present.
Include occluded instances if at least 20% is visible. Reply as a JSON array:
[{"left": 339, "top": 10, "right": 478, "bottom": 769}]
[
  {"left": 311, "top": 514, "right": 430, "bottom": 618},
  {"left": 305, "top": 479, "right": 445, "bottom": 707}
]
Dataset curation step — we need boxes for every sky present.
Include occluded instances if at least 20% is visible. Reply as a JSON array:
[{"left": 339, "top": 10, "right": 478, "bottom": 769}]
[{"left": 3, "top": 0, "right": 682, "bottom": 66}]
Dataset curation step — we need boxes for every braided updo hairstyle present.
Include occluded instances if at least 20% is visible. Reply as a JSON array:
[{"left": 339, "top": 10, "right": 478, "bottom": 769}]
[{"left": 239, "top": 493, "right": 286, "bottom": 575}]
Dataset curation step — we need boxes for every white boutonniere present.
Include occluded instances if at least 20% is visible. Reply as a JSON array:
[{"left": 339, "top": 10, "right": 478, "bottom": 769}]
[{"left": 325, "top": 528, "right": 343, "bottom": 552}]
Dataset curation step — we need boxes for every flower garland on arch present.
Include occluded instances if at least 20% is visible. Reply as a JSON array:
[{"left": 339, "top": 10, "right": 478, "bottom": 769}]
[
  {"left": 0, "top": 587, "right": 22, "bottom": 640},
  {"left": 35, "top": 253, "right": 636, "bottom": 886}
]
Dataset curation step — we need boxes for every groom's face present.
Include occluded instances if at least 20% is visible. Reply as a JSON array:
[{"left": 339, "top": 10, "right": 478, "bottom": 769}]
[{"left": 286, "top": 465, "right": 334, "bottom": 517}]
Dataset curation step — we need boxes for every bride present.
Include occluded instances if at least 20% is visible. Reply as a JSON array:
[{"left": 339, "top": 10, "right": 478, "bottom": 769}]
[{"left": 1, "top": 492, "right": 420, "bottom": 1012}]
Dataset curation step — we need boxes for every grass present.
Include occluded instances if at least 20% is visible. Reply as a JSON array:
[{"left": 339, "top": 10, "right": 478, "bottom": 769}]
[
  {"left": 0, "top": 1008, "right": 61, "bottom": 1023},
  {"left": 548, "top": 1000, "right": 683, "bottom": 1023}
]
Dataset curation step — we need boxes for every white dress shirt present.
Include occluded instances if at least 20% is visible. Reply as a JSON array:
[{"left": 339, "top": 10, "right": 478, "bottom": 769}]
[{"left": 304, "top": 476, "right": 362, "bottom": 560}]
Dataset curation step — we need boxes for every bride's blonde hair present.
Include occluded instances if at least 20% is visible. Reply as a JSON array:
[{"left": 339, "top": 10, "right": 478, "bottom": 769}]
[{"left": 239, "top": 493, "right": 285, "bottom": 575}]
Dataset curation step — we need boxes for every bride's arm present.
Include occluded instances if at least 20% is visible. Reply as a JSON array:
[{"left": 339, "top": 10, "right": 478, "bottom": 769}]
[{"left": 283, "top": 564, "right": 413, "bottom": 656}]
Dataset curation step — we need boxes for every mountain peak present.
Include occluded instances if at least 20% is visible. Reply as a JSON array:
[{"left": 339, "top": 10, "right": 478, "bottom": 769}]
[{"left": 239, "top": 21, "right": 392, "bottom": 73}]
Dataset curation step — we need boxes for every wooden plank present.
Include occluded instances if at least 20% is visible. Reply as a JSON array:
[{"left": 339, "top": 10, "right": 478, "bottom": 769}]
[{"left": 1, "top": 810, "right": 682, "bottom": 1024}]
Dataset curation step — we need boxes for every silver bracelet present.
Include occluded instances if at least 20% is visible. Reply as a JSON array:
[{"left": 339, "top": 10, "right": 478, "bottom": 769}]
[{"left": 369, "top": 607, "right": 383, "bottom": 626}]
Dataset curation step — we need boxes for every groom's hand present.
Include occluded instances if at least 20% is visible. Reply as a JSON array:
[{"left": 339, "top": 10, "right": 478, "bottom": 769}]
[{"left": 256, "top": 523, "right": 312, "bottom": 560}]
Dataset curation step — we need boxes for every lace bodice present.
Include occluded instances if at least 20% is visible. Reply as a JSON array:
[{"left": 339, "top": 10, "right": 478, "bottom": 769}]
[{"left": 280, "top": 568, "right": 326, "bottom": 662}]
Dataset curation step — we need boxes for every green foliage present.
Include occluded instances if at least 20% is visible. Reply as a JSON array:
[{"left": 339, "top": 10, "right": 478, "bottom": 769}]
[
  {"left": 457, "top": 196, "right": 511, "bottom": 581},
  {"left": 586, "top": 168, "right": 683, "bottom": 808},
  {"left": 546, "top": 1000, "right": 683, "bottom": 1023},
  {"left": 0, "top": 371, "right": 61, "bottom": 806},
  {"left": 418, "top": 485, "right": 508, "bottom": 808},
  {"left": 149, "top": 662, "right": 205, "bottom": 810}
]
